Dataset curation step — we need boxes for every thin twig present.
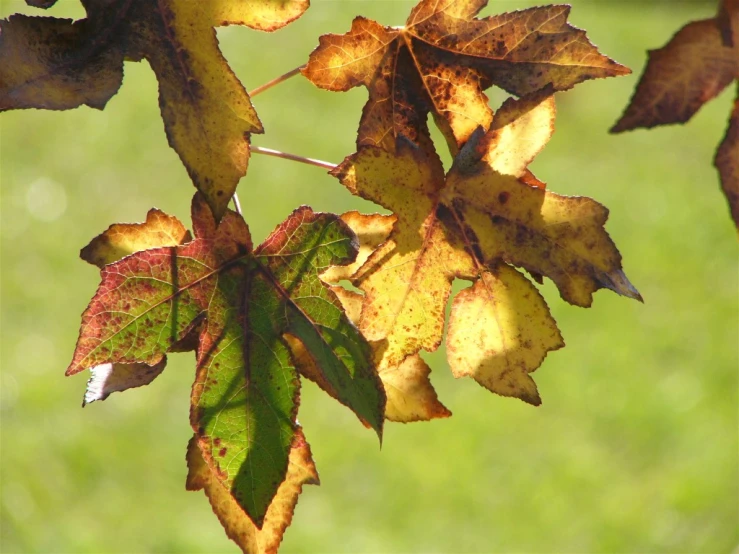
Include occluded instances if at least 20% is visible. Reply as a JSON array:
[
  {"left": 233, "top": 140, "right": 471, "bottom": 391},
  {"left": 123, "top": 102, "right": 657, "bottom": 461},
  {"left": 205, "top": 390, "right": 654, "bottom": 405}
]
[
  {"left": 249, "top": 66, "right": 305, "bottom": 98},
  {"left": 232, "top": 192, "right": 243, "bottom": 215},
  {"left": 251, "top": 145, "right": 337, "bottom": 170}
]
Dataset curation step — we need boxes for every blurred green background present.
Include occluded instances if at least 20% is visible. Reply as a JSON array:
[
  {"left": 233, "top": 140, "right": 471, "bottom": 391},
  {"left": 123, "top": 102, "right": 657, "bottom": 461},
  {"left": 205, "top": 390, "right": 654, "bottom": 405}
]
[{"left": 1, "top": 1, "right": 737, "bottom": 552}]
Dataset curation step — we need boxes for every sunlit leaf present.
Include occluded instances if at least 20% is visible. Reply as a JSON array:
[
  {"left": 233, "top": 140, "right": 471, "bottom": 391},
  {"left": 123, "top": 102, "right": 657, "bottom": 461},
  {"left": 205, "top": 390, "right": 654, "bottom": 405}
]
[
  {"left": 331, "top": 90, "right": 640, "bottom": 404},
  {"left": 304, "top": 1, "right": 628, "bottom": 151},
  {"left": 68, "top": 194, "right": 384, "bottom": 525},
  {"left": 186, "top": 430, "right": 319, "bottom": 554}
]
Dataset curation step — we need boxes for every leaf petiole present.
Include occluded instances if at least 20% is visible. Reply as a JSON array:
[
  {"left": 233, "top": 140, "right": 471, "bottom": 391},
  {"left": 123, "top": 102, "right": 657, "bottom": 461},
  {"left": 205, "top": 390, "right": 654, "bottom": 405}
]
[
  {"left": 249, "top": 66, "right": 305, "bottom": 98},
  {"left": 251, "top": 145, "right": 337, "bottom": 170},
  {"left": 232, "top": 192, "right": 243, "bottom": 215}
]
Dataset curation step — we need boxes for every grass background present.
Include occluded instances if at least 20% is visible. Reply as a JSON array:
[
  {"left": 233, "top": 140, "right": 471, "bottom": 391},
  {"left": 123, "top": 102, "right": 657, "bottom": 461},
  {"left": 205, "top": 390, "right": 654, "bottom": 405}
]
[{"left": 1, "top": 0, "right": 737, "bottom": 552}]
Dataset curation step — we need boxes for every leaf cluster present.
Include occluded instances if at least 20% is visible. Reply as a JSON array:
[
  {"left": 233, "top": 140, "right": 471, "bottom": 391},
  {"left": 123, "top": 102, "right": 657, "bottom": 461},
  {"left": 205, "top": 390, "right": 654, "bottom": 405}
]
[{"left": 0, "top": 0, "right": 646, "bottom": 552}]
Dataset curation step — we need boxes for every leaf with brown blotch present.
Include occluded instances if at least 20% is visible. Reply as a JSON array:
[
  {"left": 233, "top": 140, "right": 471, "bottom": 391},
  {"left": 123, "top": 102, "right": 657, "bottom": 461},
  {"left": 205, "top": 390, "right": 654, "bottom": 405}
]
[
  {"left": 288, "top": 286, "right": 451, "bottom": 423},
  {"left": 331, "top": 90, "right": 640, "bottom": 405},
  {"left": 0, "top": 0, "right": 309, "bottom": 218},
  {"left": 303, "top": 1, "right": 629, "bottom": 152},
  {"left": 612, "top": 0, "right": 739, "bottom": 229},
  {"left": 186, "top": 431, "right": 319, "bottom": 554},
  {"left": 68, "top": 193, "right": 384, "bottom": 526},
  {"left": 716, "top": 85, "right": 739, "bottom": 227}
]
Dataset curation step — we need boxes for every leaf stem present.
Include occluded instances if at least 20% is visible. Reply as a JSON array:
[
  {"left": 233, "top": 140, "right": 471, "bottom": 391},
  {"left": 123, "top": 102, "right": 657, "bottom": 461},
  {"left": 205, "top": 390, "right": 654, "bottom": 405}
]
[
  {"left": 249, "top": 66, "right": 305, "bottom": 98},
  {"left": 251, "top": 146, "right": 337, "bottom": 170},
  {"left": 232, "top": 192, "right": 243, "bottom": 215}
]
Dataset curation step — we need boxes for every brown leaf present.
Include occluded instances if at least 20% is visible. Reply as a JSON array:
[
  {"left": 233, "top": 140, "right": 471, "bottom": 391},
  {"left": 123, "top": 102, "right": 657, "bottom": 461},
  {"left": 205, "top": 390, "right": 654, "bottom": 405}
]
[
  {"left": 715, "top": 85, "right": 739, "bottom": 227},
  {"left": 719, "top": 0, "right": 739, "bottom": 46},
  {"left": 304, "top": 1, "right": 629, "bottom": 151},
  {"left": 186, "top": 430, "right": 319, "bottom": 554},
  {"left": 0, "top": 15, "right": 125, "bottom": 111},
  {"left": 612, "top": 16, "right": 738, "bottom": 132},
  {"left": 612, "top": 1, "right": 739, "bottom": 230}
]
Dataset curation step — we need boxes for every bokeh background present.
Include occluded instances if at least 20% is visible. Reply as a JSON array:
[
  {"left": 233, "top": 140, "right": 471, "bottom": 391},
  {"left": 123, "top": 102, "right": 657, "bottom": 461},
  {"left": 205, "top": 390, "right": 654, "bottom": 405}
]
[{"left": 1, "top": 0, "right": 737, "bottom": 552}]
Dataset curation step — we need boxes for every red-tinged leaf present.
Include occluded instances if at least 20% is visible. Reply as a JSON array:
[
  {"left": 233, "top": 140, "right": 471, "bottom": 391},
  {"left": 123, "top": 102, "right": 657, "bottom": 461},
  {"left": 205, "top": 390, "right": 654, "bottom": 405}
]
[
  {"left": 304, "top": 1, "right": 629, "bottom": 150},
  {"left": 0, "top": 0, "right": 310, "bottom": 217},
  {"left": 186, "top": 430, "right": 319, "bottom": 554},
  {"left": 68, "top": 194, "right": 384, "bottom": 525}
]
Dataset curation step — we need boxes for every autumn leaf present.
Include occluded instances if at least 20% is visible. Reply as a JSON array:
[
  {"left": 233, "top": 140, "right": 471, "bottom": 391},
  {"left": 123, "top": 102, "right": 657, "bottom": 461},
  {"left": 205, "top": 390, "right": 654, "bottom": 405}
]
[
  {"left": 716, "top": 85, "right": 739, "bottom": 224},
  {"left": 186, "top": 431, "right": 319, "bottom": 554},
  {"left": 288, "top": 276, "right": 451, "bottom": 423},
  {"left": 303, "top": 0, "right": 629, "bottom": 152},
  {"left": 81, "top": 360, "right": 166, "bottom": 406},
  {"left": 612, "top": 0, "right": 739, "bottom": 228},
  {"left": 331, "top": 90, "right": 640, "bottom": 405},
  {"left": 0, "top": 0, "right": 309, "bottom": 217},
  {"left": 67, "top": 193, "right": 384, "bottom": 525},
  {"left": 78, "top": 206, "right": 194, "bottom": 406},
  {"left": 80, "top": 207, "right": 192, "bottom": 267}
]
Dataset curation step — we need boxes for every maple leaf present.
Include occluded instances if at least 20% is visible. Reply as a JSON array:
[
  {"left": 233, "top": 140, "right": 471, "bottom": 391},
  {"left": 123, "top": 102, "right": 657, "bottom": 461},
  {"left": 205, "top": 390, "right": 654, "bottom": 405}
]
[
  {"left": 330, "top": 90, "right": 641, "bottom": 405},
  {"left": 0, "top": 0, "right": 309, "bottom": 218},
  {"left": 67, "top": 194, "right": 385, "bottom": 525},
  {"left": 303, "top": 0, "right": 629, "bottom": 153},
  {"left": 612, "top": 0, "right": 739, "bottom": 228},
  {"left": 186, "top": 430, "right": 319, "bottom": 554}
]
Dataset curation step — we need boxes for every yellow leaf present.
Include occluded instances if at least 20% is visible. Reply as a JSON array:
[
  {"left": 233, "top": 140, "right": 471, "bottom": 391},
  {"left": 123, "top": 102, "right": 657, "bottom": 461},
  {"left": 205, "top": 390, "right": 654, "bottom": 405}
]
[
  {"left": 321, "top": 211, "right": 396, "bottom": 284},
  {"left": 447, "top": 265, "right": 563, "bottom": 405},
  {"left": 80, "top": 208, "right": 191, "bottom": 268},
  {"left": 331, "top": 90, "right": 640, "bottom": 404}
]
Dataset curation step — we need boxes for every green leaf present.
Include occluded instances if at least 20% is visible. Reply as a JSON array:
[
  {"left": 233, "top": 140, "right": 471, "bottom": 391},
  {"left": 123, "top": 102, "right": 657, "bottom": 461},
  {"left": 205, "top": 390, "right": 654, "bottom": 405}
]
[{"left": 68, "top": 194, "right": 385, "bottom": 526}]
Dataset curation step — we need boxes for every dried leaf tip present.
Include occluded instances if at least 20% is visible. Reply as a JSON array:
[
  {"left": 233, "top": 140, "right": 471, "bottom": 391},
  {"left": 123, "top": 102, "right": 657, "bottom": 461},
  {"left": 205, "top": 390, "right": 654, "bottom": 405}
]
[{"left": 600, "top": 269, "right": 643, "bottom": 303}]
